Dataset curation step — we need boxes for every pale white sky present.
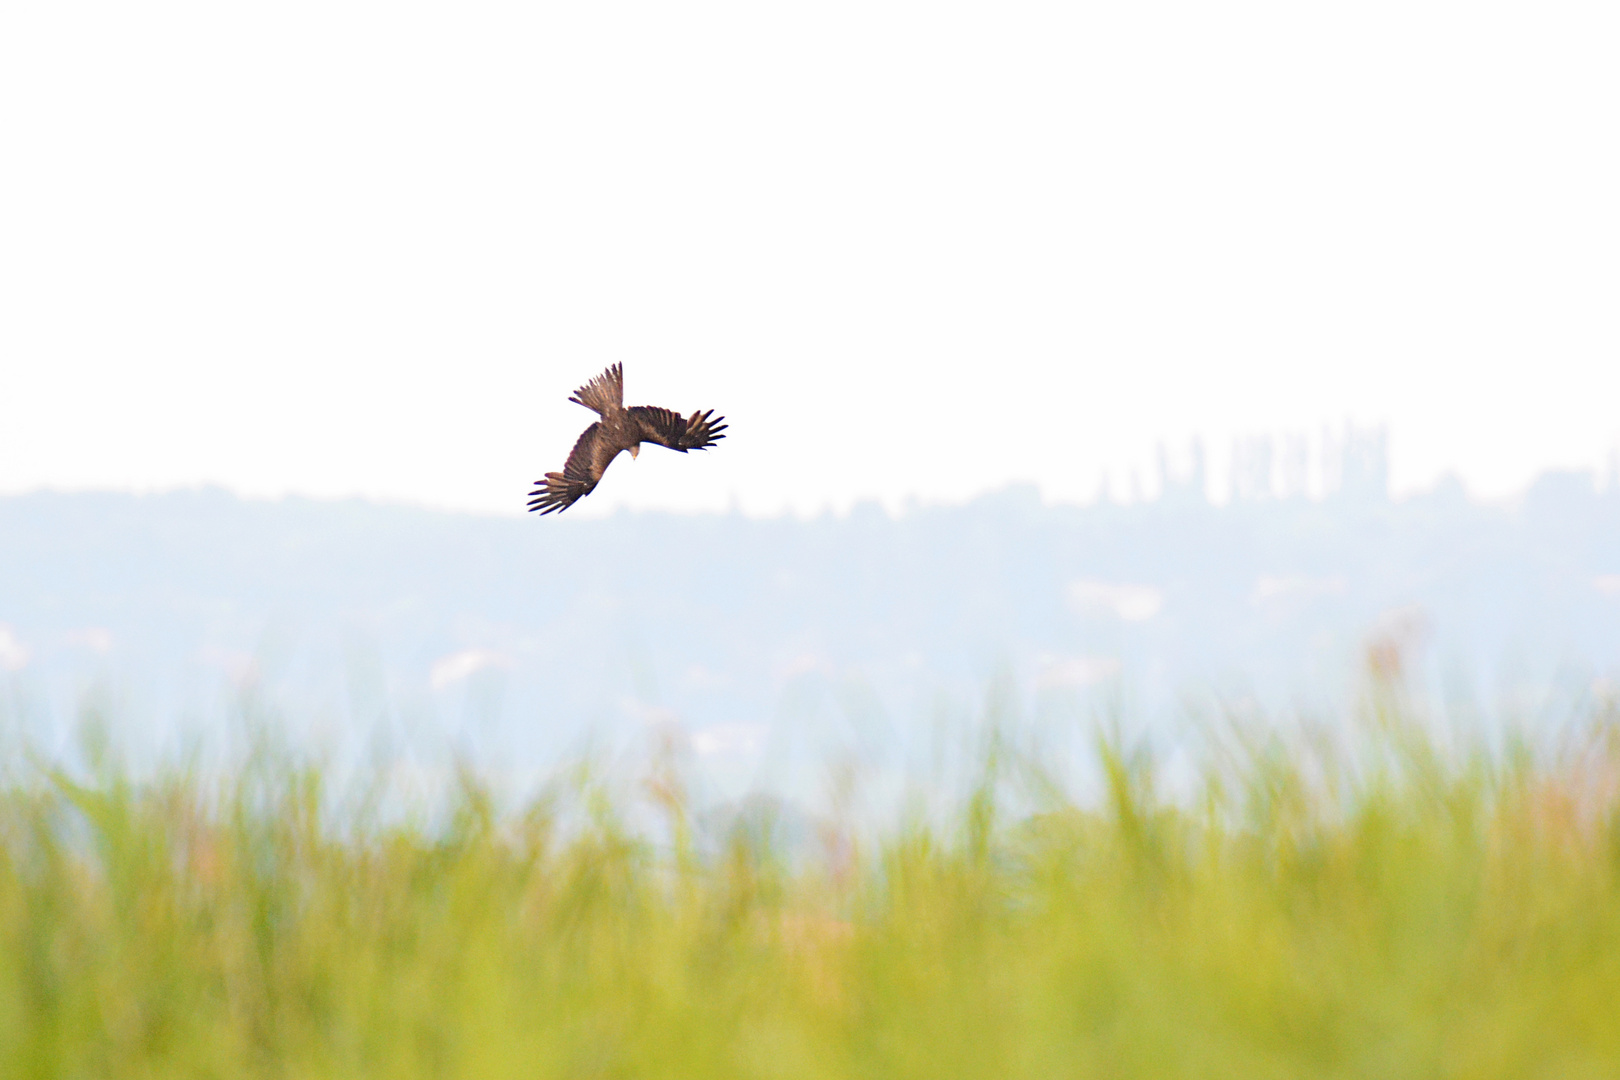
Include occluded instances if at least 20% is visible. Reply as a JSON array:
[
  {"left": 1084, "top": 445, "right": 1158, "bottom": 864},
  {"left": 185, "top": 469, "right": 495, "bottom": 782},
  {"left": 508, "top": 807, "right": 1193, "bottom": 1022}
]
[{"left": 2, "top": 0, "right": 1616, "bottom": 518}]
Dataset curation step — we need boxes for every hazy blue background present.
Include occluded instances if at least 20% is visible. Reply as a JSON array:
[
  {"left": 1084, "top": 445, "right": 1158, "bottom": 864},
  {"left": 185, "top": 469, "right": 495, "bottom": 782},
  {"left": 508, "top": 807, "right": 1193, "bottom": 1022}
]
[{"left": 5, "top": 428, "right": 1618, "bottom": 808}]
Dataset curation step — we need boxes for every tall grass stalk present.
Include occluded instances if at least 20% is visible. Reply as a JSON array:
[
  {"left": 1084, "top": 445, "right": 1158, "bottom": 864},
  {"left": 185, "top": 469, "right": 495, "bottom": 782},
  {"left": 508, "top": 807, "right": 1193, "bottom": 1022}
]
[{"left": 4, "top": 696, "right": 1620, "bottom": 1078}]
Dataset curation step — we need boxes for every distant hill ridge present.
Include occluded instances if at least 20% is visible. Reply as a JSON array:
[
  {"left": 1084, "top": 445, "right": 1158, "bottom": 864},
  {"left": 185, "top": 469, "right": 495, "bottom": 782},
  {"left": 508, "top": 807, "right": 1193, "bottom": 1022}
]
[{"left": 2, "top": 477, "right": 1618, "bottom": 781}]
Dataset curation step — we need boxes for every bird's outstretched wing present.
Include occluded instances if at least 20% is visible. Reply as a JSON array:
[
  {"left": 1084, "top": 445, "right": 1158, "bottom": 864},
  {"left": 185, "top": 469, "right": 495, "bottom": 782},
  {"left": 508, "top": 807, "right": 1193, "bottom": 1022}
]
[
  {"left": 628, "top": 406, "right": 728, "bottom": 452},
  {"left": 528, "top": 422, "right": 608, "bottom": 514},
  {"left": 569, "top": 363, "right": 624, "bottom": 416}
]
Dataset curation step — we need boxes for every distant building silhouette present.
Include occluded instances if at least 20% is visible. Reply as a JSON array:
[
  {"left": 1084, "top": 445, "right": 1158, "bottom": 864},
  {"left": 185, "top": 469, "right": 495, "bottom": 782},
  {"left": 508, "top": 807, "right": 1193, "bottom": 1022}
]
[
  {"left": 1230, "top": 435, "right": 1276, "bottom": 502},
  {"left": 1323, "top": 423, "right": 1389, "bottom": 502},
  {"left": 1157, "top": 439, "right": 1208, "bottom": 507}
]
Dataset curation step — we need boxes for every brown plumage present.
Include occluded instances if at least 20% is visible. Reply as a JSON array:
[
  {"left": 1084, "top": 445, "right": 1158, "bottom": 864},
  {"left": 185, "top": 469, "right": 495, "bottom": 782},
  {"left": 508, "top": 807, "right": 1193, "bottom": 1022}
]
[{"left": 527, "top": 364, "right": 727, "bottom": 514}]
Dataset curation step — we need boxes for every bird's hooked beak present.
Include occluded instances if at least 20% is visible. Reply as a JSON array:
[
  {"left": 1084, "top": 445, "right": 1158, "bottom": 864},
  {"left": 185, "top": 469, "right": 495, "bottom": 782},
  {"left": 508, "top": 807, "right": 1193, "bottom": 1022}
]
[{"left": 629, "top": 444, "right": 640, "bottom": 459}]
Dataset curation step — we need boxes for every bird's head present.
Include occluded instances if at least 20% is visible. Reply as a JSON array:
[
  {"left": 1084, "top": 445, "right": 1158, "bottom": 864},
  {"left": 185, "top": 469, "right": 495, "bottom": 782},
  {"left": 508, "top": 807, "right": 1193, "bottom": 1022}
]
[{"left": 629, "top": 443, "right": 640, "bottom": 459}]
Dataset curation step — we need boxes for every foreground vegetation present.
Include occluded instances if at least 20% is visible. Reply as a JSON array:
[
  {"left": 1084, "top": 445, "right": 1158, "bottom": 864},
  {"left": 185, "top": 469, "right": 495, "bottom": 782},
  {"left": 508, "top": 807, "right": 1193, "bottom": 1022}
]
[{"left": 4, "top": 692, "right": 1620, "bottom": 1079}]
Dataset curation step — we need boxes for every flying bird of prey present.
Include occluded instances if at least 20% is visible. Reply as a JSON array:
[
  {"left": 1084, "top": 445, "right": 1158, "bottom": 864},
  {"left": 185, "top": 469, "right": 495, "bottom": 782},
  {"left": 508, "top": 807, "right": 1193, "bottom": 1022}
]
[{"left": 527, "top": 364, "right": 726, "bottom": 515}]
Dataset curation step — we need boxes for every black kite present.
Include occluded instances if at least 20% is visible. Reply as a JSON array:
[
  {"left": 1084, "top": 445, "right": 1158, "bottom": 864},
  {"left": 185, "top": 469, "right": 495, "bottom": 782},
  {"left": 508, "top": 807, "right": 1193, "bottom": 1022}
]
[{"left": 527, "top": 364, "right": 727, "bottom": 515}]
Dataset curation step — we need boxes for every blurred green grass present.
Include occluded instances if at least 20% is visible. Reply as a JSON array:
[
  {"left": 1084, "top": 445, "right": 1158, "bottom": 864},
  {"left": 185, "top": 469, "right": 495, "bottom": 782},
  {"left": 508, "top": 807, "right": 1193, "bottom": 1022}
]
[{"left": 5, "top": 690, "right": 1620, "bottom": 1079}]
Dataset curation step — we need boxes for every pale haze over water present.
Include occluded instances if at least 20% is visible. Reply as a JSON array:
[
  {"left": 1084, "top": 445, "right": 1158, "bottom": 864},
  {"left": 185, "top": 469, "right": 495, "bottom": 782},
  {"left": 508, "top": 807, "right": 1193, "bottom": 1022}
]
[{"left": 3, "top": 461, "right": 1618, "bottom": 805}]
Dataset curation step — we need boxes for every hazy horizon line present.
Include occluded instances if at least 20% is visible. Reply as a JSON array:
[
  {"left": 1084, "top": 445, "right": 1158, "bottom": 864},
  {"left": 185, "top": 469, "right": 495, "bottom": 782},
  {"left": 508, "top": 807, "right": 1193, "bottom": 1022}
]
[{"left": 6, "top": 460, "right": 1619, "bottom": 523}]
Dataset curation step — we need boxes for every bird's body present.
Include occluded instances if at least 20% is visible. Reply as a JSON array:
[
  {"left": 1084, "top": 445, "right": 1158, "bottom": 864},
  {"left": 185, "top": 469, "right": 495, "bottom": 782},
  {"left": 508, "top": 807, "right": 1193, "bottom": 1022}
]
[{"left": 528, "top": 364, "right": 726, "bottom": 514}]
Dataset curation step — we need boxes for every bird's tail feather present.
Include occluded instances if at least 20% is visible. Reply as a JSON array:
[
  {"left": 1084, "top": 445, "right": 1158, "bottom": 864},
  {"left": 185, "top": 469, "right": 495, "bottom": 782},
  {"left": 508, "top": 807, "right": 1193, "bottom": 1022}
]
[{"left": 569, "top": 363, "right": 624, "bottom": 415}]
